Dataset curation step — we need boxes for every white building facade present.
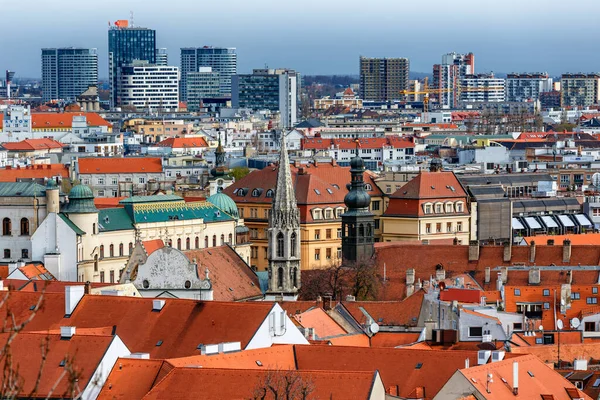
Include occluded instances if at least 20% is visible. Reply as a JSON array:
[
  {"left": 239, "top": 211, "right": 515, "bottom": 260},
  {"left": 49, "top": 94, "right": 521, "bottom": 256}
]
[{"left": 118, "top": 62, "right": 179, "bottom": 111}]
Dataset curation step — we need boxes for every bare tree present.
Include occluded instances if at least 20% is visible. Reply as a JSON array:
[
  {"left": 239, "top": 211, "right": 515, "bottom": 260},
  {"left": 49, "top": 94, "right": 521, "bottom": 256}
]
[{"left": 250, "top": 369, "right": 314, "bottom": 400}]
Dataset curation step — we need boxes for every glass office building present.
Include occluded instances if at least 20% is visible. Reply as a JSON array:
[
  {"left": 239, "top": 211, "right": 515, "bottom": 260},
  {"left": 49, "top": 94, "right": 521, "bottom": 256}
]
[
  {"left": 41, "top": 48, "right": 98, "bottom": 102},
  {"left": 108, "top": 26, "right": 156, "bottom": 107},
  {"left": 180, "top": 47, "right": 236, "bottom": 100}
]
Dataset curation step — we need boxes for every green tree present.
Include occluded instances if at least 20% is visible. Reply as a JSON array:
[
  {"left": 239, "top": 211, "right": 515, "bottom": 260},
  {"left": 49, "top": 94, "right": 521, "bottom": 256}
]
[{"left": 230, "top": 166, "right": 251, "bottom": 181}]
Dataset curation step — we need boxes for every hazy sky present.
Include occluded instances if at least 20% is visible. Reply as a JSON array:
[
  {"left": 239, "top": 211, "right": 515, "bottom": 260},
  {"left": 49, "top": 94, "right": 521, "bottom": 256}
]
[{"left": 1, "top": 0, "right": 599, "bottom": 79}]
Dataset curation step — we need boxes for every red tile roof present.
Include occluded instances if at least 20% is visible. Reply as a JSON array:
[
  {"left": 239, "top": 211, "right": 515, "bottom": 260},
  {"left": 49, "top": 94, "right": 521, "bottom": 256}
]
[
  {"left": 369, "top": 332, "right": 422, "bottom": 348},
  {"left": 155, "top": 137, "right": 209, "bottom": 149},
  {"left": 142, "top": 239, "right": 164, "bottom": 255},
  {"left": 94, "top": 197, "right": 126, "bottom": 209},
  {"left": 78, "top": 157, "right": 162, "bottom": 174},
  {"left": 341, "top": 290, "right": 425, "bottom": 327},
  {"left": 0, "top": 164, "right": 69, "bottom": 182},
  {"left": 525, "top": 234, "right": 600, "bottom": 246},
  {"left": 2, "top": 138, "right": 65, "bottom": 151},
  {"left": 439, "top": 288, "right": 482, "bottom": 304},
  {"left": 183, "top": 246, "right": 262, "bottom": 301},
  {"left": 390, "top": 171, "right": 467, "bottom": 200},
  {"left": 0, "top": 112, "right": 111, "bottom": 129},
  {"left": 166, "top": 345, "right": 297, "bottom": 370},
  {"left": 293, "top": 307, "right": 346, "bottom": 338},
  {"left": 98, "top": 358, "right": 166, "bottom": 400}
]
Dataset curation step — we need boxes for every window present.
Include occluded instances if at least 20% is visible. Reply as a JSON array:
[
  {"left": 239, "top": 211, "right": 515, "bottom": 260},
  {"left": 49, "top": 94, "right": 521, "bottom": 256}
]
[
  {"left": 315, "top": 249, "right": 321, "bottom": 260},
  {"left": 212, "top": 235, "right": 217, "bottom": 247},
  {"left": 205, "top": 236, "right": 209, "bottom": 248},
  {"left": 326, "top": 248, "right": 332, "bottom": 260},
  {"left": 110, "top": 270, "right": 115, "bottom": 283},
  {"left": 365, "top": 183, "right": 372, "bottom": 191},
  {"left": 111, "top": 178, "right": 118, "bottom": 185},
  {"left": 314, "top": 230, "right": 321, "bottom": 240},
  {"left": 97, "top": 177, "right": 105, "bottom": 185},
  {"left": 92, "top": 223, "right": 96, "bottom": 235},
  {"left": 587, "top": 297, "right": 598, "bottom": 304},
  {"left": 100, "top": 245, "right": 104, "bottom": 258},
  {"left": 195, "top": 236, "right": 199, "bottom": 248},
  {"left": 371, "top": 201, "right": 380, "bottom": 211},
  {"left": 2, "top": 218, "right": 11, "bottom": 236},
  {"left": 543, "top": 289, "right": 550, "bottom": 296},
  {"left": 20, "top": 218, "right": 29, "bottom": 236},
  {"left": 586, "top": 322, "right": 596, "bottom": 332},
  {"left": 456, "top": 202, "right": 464, "bottom": 213},
  {"left": 97, "top": 190, "right": 105, "bottom": 197},
  {"left": 445, "top": 203, "right": 453, "bottom": 213},
  {"left": 312, "top": 209, "right": 322, "bottom": 220},
  {"left": 424, "top": 204, "right": 432, "bottom": 214},
  {"left": 337, "top": 228, "right": 342, "bottom": 238},
  {"left": 469, "top": 327, "right": 483, "bottom": 337},
  {"left": 251, "top": 247, "right": 258, "bottom": 258},
  {"left": 3, "top": 249, "right": 9, "bottom": 259},
  {"left": 326, "top": 229, "right": 332, "bottom": 239},
  {"left": 436, "top": 223, "right": 441, "bottom": 233},
  {"left": 572, "top": 292, "right": 581, "bottom": 300},
  {"left": 435, "top": 203, "right": 443, "bottom": 213},
  {"left": 291, "top": 232, "right": 297, "bottom": 257},
  {"left": 514, "top": 288, "right": 521, "bottom": 296},
  {"left": 277, "top": 233, "right": 284, "bottom": 257},
  {"left": 21, "top": 249, "right": 28, "bottom": 259},
  {"left": 594, "top": 287, "right": 598, "bottom": 294},
  {"left": 228, "top": 233, "right": 233, "bottom": 244},
  {"left": 239, "top": 208, "right": 244, "bottom": 218},
  {"left": 186, "top": 237, "right": 190, "bottom": 250},
  {"left": 426, "top": 223, "right": 431, "bottom": 234},
  {"left": 543, "top": 302, "right": 550, "bottom": 309},
  {"left": 457, "top": 222, "right": 463, "bottom": 232},
  {"left": 446, "top": 222, "right": 452, "bottom": 233},
  {"left": 119, "top": 243, "right": 124, "bottom": 256},
  {"left": 109, "top": 244, "right": 114, "bottom": 257},
  {"left": 220, "top": 234, "right": 225, "bottom": 245},
  {"left": 277, "top": 267, "right": 284, "bottom": 288},
  {"left": 513, "top": 322, "right": 523, "bottom": 330},
  {"left": 129, "top": 242, "right": 133, "bottom": 255},
  {"left": 325, "top": 209, "right": 332, "bottom": 219},
  {"left": 100, "top": 271, "right": 105, "bottom": 283},
  {"left": 139, "top": 177, "right": 146, "bottom": 184}
]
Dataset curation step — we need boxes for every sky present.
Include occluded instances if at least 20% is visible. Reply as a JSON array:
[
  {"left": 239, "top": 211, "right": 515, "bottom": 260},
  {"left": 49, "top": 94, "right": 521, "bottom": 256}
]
[{"left": 1, "top": 0, "right": 600, "bottom": 79}]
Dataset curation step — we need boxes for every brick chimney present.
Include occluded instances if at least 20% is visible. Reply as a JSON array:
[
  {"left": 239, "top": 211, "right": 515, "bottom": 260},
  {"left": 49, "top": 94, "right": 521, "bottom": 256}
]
[
  {"left": 563, "top": 239, "right": 572, "bottom": 263},
  {"left": 469, "top": 240, "right": 480, "bottom": 261},
  {"left": 529, "top": 241, "right": 536, "bottom": 264},
  {"left": 485, "top": 267, "right": 491, "bottom": 284},
  {"left": 528, "top": 266, "right": 540, "bottom": 285},
  {"left": 503, "top": 242, "right": 512, "bottom": 263}
]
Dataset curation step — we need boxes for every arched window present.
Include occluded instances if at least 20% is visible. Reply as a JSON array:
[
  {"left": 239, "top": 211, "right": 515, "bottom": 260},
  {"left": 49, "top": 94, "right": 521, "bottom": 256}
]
[
  {"left": 220, "top": 234, "right": 225, "bottom": 245},
  {"left": 212, "top": 235, "right": 216, "bottom": 247},
  {"left": 366, "top": 224, "right": 372, "bottom": 237},
  {"left": 358, "top": 224, "right": 365, "bottom": 237},
  {"left": 128, "top": 242, "right": 133, "bottom": 255},
  {"left": 266, "top": 189, "right": 274, "bottom": 198},
  {"left": 119, "top": 243, "right": 124, "bottom": 256},
  {"left": 277, "top": 267, "right": 284, "bottom": 288},
  {"left": 277, "top": 232, "right": 284, "bottom": 258},
  {"left": 109, "top": 244, "right": 114, "bottom": 257},
  {"left": 94, "top": 255, "right": 98, "bottom": 272},
  {"left": 195, "top": 236, "right": 199, "bottom": 249},
  {"left": 186, "top": 237, "right": 190, "bottom": 250},
  {"left": 228, "top": 233, "right": 232, "bottom": 244},
  {"left": 205, "top": 236, "right": 209, "bottom": 248},
  {"left": 100, "top": 245, "right": 104, "bottom": 258},
  {"left": 20, "top": 218, "right": 29, "bottom": 236},
  {"left": 291, "top": 232, "right": 297, "bottom": 257},
  {"left": 92, "top": 223, "right": 96, "bottom": 235},
  {"left": 177, "top": 238, "right": 182, "bottom": 250},
  {"left": 292, "top": 267, "right": 298, "bottom": 288},
  {"left": 2, "top": 218, "right": 11, "bottom": 236},
  {"left": 365, "top": 183, "right": 372, "bottom": 191}
]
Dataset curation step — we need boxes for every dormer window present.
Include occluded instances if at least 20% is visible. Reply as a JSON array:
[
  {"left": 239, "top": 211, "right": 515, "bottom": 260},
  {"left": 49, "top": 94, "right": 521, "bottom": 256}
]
[
  {"left": 445, "top": 202, "right": 454, "bottom": 213},
  {"left": 456, "top": 202, "right": 464, "bottom": 213},
  {"left": 365, "top": 183, "right": 372, "bottom": 191},
  {"left": 324, "top": 208, "right": 333, "bottom": 219},
  {"left": 237, "top": 189, "right": 245, "bottom": 197},
  {"left": 312, "top": 208, "right": 322, "bottom": 220},
  {"left": 423, "top": 203, "right": 433, "bottom": 214},
  {"left": 252, "top": 189, "right": 261, "bottom": 197},
  {"left": 435, "top": 203, "right": 443, "bottom": 214},
  {"left": 266, "top": 189, "right": 274, "bottom": 198}
]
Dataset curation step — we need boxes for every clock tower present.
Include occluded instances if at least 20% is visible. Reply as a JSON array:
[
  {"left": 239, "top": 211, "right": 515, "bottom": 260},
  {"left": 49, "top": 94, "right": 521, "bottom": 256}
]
[{"left": 209, "top": 133, "right": 233, "bottom": 195}]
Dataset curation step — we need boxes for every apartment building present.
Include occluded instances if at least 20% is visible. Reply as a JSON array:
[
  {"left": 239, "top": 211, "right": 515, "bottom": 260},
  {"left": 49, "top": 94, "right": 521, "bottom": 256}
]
[
  {"left": 186, "top": 67, "right": 221, "bottom": 112},
  {"left": 41, "top": 48, "right": 98, "bottom": 102},
  {"left": 359, "top": 57, "right": 410, "bottom": 101},
  {"left": 117, "top": 61, "right": 180, "bottom": 112},
  {"left": 180, "top": 47, "right": 237, "bottom": 99},
  {"left": 432, "top": 52, "right": 475, "bottom": 107},
  {"left": 505, "top": 73, "right": 553, "bottom": 102},
  {"left": 561, "top": 73, "right": 600, "bottom": 107},
  {"left": 459, "top": 74, "right": 505, "bottom": 103}
]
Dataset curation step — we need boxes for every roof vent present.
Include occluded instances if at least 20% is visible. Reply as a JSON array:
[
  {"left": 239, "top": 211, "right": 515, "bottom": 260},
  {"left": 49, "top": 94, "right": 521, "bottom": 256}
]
[
  {"left": 128, "top": 353, "right": 150, "bottom": 359},
  {"left": 60, "top": 326, "right": 76, "bottom": 339},
  {"left": 477, "top": 350, "right": 491, "bottom": 365},
  {"left": 152, "top": 299, "right": 165, "bottom": 312}
]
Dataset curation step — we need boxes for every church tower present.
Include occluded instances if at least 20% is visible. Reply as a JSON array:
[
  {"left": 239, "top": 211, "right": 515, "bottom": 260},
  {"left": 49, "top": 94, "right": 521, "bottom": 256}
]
[
  {"left": 209, "top": 133, "right": 233, "bottom": 196},
  {"left": 266, "top": 134, "right": 301, "bottom": 299},
  {"left": 341, "top": 142, "right": 375, "bottom": 263}
]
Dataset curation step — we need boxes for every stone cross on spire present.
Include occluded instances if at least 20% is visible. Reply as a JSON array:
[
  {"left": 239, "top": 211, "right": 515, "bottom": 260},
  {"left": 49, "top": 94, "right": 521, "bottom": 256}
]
[{"left": 271, "top": 133, "right": 299, "bottom": 229}]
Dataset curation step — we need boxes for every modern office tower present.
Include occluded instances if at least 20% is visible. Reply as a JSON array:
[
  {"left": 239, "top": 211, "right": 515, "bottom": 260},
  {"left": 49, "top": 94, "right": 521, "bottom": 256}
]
[
  {"left": 41, "top": 48, "right": 98, "bottom": 102},
  {"left": 459, "top": 74, "right": 505, "bottom": 103},
  {"left": 432, "top": 52, "right": 474, "bottom": 108},
  {"left": 156, "top": 48, "right": 168, "bottom": 66},
  {"left": 359, "top": 57, "right": 409, "bottom": 101},
  {"left": 117, "top": 61, "right": 179, "bottom": 111},
  {"left": 232, "top": 69, "right": 299, "bottom": 128},
  {"left": 561, "top": 74, "right": 600, "bottom": 107},
  {"left": 108, "top": 20, "right": 156, "bottom": 108},
  {"left": 505, "top": 73, "right": 553, "bottom": 102},
  {"left": 186, "top": 67, "right": 221, "bottom": 112},
  {"left": 180, "top": 47, "right": 237, "bottom": 100}
]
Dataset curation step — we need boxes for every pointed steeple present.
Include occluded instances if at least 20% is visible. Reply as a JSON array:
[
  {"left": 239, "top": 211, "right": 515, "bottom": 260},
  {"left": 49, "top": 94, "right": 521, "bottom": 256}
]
[{"left": 271, "top": 133, "right": 299, "bottom": 228}]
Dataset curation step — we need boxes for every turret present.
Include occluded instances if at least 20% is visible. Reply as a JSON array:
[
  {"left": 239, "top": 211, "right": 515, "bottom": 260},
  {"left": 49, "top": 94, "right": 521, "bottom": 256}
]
[{"left": 45, "top": 179, "right": 60, "bottom": 214}]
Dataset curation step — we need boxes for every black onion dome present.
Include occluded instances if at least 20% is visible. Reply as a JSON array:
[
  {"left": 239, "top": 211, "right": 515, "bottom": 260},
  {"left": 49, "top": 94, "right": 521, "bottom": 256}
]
[{"left": 344, "top": 189, "right": 370, "bottom": 209}]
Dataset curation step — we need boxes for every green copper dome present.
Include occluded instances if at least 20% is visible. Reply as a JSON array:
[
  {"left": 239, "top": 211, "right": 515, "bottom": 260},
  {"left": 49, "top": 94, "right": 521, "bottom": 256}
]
[
  {"left": 207, "top": 192, "right": 238, "bottom": 218},
  {"left": 62, "top": 184, "right": 98, "bottom": 214},
  {"left": 46, "top": 178, "right": 58, "bottom": 190}
]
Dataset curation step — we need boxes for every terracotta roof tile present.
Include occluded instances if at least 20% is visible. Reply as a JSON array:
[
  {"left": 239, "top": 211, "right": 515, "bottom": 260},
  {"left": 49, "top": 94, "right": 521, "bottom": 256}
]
[
  {"left": 293, "top": 307, "right": 346, "bottom": 338},
  {"left": 326, "top": 333, "right": 370, "bottom": 347},
  {"left": 2, "top": 138, "right": 65, "bottom": 151},
  {"left": 0, "top": 164, "right": 69, "bottom": 182},
  {"left": 525, "top": 234, "right": 600, "bottom": 246},
  {"left": 98, "top": 358, "right": 165, "bottom": 400},
  {"left": 156, "top": 137, "right": 209, "bottom": 148},
  {"left": 369, "top": 332, "right": 422, "bottom": 348},
  {"left": 78, "top": 157, "right": 162, "bottom": 174},
  {"left": 166, "top": 345, "right": 296, "bottom": 370},
  {"left": 341, "top": 290, "right": 425, "bottom": 327},
  {"left": 142, "top": 239, "right": 164, "bottom": 256},
  {"left": 0, "top": 112, "right": 111, "bottom": 129},
  {"left": 440, "top": 288, "right": 482, "bottom": 303}
]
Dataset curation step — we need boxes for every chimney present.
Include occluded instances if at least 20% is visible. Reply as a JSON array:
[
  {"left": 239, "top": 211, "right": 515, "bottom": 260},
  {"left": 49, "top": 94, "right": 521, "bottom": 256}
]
[
  {"left": 84, "top": 281, "right": 92, "bottom": 295},
  {"left": 435, "top": 265, "right": 446, "bottom": 282},
  {"left": 567, "top": 270, "right": 573, "bottom": 285},
  {"left": 65, "top": 286, "right": 85, "bottom": 316},
  {"left": 406, "top": 269, "right": 415, "bottom": 285},
  {"left": 465, "top": 358, "right": 470, "bottom": 369},
  {"left": 60, "top": 326, "right": 76, "bottom": 339},
  {"left": 485, "top": 267, "right": 491, "bottom": 284},
  {"left": 528, "top": 267, "right": 540, "bottom": 285},
  {"left": 563, "top": 239, "right": 572, "bottom": 263},
  {"left": 152, "top": 299, "right": 165, "bottom": 312},
  {"left": 496, "top": 272, "right": 503, "bottom": 291},
  {"left": 529, "top": 241, "right": 536, "bottom": 263},
  {"left": 469, "top": 240, "right": 480, "bottom": 261},
  {"left": 547, "top": 239, "right": 555, "bottom": 246},
  {"left": 501, "top": 267, "right": 508, "bottom": 284},
  {"left": 512, "top": 361, "right": 519, "bottom": 395},
  {"left": 503, "top": 242, "right": 512, "bottom": 263}
]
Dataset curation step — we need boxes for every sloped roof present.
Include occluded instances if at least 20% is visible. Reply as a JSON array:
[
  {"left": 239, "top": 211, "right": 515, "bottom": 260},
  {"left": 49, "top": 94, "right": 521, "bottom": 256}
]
[
  {"left": 370, "top": 332, "right": 422, "bottom": 348},
  {"left": 155, "top": 137, "right": 209, "bottom": 148},
  {"left": 166, "top": 345, "right": 297, "bottom": 369},
  {"left": 0, "top": 182, "right": 47, "bottom": 196},
  {"left": 389, "top": 171, "right": 467, "bottom": 199},
  {"left": 142, "top": 239, "right": 164, "bottom": 255},
  {"left": 98, "top": 208, "right": 135, "bottom": 231},
  {"left": 293, "top": 307, "right": 346, "bottom": 338},
  {"left": 341, "top": 290, "right": 425, "bottom": 327},
  {"left": 0, "top": 112, "right": 111, "bottom": 129},
  {"left": 2, "top": 138, "right": 65, "bottom": 151},
  {"left": 183, "top": 246, "right": 262, "bottom": 301},
  {"left": 78, "top": 157, "right": 162, "bottom": 174},
  {"left": 98, "top": 358, "right": 166, "bottom": 400},
  {"left": 0, "top": 164, "right": 69, "bottom": 182}
]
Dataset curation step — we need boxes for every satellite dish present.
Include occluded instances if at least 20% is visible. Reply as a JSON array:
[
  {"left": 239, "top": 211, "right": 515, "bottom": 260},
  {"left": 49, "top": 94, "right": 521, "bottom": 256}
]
[
  {"left": 571, "top": 317, "right": 581, "bottom": 329},
  {"left": 557, "top": 320, "right": 564, "bottom": 330},
  {"left": 368, "top": 322, "right": 380, "bottom": 335}
]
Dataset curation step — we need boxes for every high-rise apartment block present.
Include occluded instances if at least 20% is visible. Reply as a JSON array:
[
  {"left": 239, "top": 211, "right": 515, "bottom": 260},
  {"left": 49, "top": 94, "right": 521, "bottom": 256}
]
[
  {"left": 432, "top": 52, "right": 474, "bottom": 108},
  {"left": 561, "top": 73, "right": 600, "bottom": 107},
  {"left": 117, "top": 61, "right": 179, "bottom": 111},
  {"left": 359, "top": 57, "right": 409, "bottom": 101},
  {"left": 232, "top": 69, "right": 299, "bottom": 128},
  {"left": 108, "top": 20, "right": 156, "bottom": 108},
  {"left": 186, "top": 67, "right": 221, "bottom": 112},
  {"left": 41, "top": 48, "right": 98, "bottom": 102},
  {"left": 155, "top": 48, "right": 168, "bottom": 66},
  {"left": 459, "top": 74, "right": 505, "bottom": 103},
  {"left": 180, "top": 47, "right": 237, "bottom": 100},
  {"left": 505, "top": 73, "right": 553, "bottom": 102}
]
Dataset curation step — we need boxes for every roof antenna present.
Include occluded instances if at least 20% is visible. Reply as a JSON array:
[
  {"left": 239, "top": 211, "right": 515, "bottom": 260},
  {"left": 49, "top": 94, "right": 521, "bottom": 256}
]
[{"left": 130, "top": 11, "right": 134, "bottom": 28}]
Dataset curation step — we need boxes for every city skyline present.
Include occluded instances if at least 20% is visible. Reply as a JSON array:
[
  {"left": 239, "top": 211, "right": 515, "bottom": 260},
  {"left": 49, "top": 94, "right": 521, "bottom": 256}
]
[{"left": 2, "top": 0, "right": 600, "bottom": 79}]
